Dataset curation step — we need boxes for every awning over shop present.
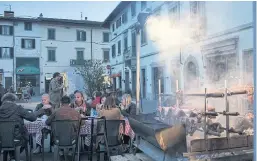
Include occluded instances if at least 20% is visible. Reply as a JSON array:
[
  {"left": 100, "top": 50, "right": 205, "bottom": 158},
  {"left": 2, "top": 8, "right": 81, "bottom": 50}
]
[
  {"left": 111, "top": 73, "right": 121, "bottom": 78},
  {"left": 16, "top": 66, "right": 40, "bottom": 75}
]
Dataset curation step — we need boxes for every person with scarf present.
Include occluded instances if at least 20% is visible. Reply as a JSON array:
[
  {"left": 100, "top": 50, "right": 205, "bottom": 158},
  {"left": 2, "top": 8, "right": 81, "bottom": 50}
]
[{"left": 70, "top": 91, "right": 91, "bottom": 116}]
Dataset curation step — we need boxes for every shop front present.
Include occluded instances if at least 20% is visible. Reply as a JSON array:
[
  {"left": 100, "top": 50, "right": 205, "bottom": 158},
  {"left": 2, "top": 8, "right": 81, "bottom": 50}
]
[{"left": 16, "top": 58, "right": 40, "bottom": 95}]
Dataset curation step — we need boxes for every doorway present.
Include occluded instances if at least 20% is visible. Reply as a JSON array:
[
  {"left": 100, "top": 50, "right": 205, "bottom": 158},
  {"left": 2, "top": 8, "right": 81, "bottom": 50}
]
[
  {"left": 141, "top": 69, "right": 146, "bottom": 99},
  {"left": 5, "top": 77, "right": 12, "bottom": 89},
  {"left": 152, "top": 67, "right": 164, "bottom": 100},
  {"left": 132, "top": 71, "right": 136, "bottom": 97},
  {"left": 125, "top": 71, "right": 130, "bottom": 93}
]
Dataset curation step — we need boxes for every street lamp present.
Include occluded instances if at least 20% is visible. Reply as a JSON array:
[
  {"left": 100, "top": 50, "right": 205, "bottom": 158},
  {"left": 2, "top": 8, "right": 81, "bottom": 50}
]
[{"left": 135, "top": 12, "right": 151, "bottom": 115}]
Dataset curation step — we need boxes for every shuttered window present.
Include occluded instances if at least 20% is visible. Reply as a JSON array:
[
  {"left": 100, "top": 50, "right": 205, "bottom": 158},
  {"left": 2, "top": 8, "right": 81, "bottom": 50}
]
[
  {"left": 77, "top": 30, "right": 86, "bottom": 41},
  {"left": 48, "top": 28, "right": 56, "bottom": 40},
  {"left": 0, "top": 47, "right": 14, "bottom": 59},
  {"left": 0, "top": 25, "right": 13, "bottom": 35}
]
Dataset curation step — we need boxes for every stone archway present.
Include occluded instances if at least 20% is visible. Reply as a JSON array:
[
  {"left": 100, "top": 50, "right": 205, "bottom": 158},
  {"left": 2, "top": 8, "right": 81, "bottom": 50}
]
[{"left": 183, "top": 55, "right": 199, "bottom": 91}]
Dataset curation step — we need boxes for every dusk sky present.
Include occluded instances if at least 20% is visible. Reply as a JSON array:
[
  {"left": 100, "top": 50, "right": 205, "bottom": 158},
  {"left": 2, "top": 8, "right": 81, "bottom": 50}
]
[{"left": 0, "top": 1, "right": 120, "bottom": 21}]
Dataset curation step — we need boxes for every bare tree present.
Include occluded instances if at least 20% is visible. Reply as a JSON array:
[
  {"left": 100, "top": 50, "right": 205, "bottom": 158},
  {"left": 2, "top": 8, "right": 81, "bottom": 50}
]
[{"left": 75, "top": 60, "right": 105, "bottom": 97}]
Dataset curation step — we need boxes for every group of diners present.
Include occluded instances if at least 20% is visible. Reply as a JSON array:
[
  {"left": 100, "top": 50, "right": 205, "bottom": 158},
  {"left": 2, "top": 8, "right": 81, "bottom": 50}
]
[{"left": 0, "top": 90, "right": 136, "bottom": 161}]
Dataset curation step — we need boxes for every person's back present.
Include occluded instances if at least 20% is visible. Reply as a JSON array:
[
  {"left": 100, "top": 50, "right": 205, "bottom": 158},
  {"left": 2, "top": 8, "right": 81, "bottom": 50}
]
[
  {"left": 98, "top": 96, "right": 122, "bottom": 120},
  {"left": 0, "top": 93, "right": 43, "bottom": 143},
  {"left": 45, "top": 96, "right": 82, "bottom": 141}
]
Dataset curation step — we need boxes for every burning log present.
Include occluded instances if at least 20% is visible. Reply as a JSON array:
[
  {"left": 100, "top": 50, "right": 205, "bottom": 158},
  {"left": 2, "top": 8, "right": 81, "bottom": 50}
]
[{"left": 128, "top": 113, "right": 187, "bottom": 153}]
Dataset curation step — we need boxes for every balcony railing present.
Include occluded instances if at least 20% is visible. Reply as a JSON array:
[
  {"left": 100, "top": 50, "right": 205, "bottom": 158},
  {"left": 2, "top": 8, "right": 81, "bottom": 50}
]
[
  {"left": 70, "top": 59, "right": 86, "bottom": 66},
  {"left": 123, "top": 46, "right": 136, "bottom": 60}
]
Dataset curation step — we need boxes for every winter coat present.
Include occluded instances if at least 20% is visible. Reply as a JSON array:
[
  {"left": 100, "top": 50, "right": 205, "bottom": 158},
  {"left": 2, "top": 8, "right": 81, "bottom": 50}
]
[
  {"left": 35, "top": 102, "right": 53, "bottom": 117},
  {"left": 0, "top": 101, "right": 44, "bottom": 145},
  {"left": 49, "top": 78, "right": 62, "bottom": 106},
  {"left": 120, "top": 102, "right": 137, "bottom": 117}
]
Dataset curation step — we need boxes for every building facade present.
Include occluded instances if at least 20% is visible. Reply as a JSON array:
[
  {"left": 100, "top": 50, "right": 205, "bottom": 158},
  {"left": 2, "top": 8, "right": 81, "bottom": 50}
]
[
  {"left": 103, "top": 1, "right": 254, "bottom": 100},
  {"left": 0, "top": 11, "right": 110, "bottom": 95}
]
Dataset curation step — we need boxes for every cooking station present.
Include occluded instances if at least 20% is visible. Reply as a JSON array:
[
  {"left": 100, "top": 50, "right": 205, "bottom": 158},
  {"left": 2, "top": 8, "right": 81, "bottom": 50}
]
[{"left": 127, "top": 81, "right": 254, "bottom": 161}]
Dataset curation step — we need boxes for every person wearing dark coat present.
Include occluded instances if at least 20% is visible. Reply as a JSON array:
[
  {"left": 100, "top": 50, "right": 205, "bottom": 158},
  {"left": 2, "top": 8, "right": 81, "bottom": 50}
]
[
  {"left": 0, "top": 93, "right": 44, "bottom": 160},
  {"left": 120, "top": 94, "right": 136, "bottom": 117}
]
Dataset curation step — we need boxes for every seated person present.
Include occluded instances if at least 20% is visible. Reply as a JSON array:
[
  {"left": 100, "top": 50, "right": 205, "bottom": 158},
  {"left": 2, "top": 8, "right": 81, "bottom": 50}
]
[
  {"left": 35, "top": 94, "right": 53, "bottom": 117},
  {"left": 98, "top": 96, "right": 122, "bottom": 120},
  {"left": 33, "top": 94, "right": 53, "bottom": 153},
  {"left": 46, "top": 96, "right": 84, "bottom": 159},
  {"left": 120, "top": 94, "right": 136, "bottom": 116},
  {"left": 96, "top": 95, "right": 106, "bottom": 112},
  {"left": 91, "top": 92, "right": 102, "bottom": 109},
  {"left": 0, "top": 93, "right": 44, "bottom": 160},
  {"left": 70, "top": 91, "right": 91, "bottom": 116}
]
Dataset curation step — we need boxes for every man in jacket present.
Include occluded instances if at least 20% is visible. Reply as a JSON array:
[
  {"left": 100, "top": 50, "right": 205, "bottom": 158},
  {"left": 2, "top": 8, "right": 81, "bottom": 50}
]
[
  {"left": 49, "top": 72, "right": 63, "bottom": 109},
  {"left": 45, "top": 96, "right": 83, "bottom": 140},
  {"left": 0, "top": 93, "right": 45, "bottom": 159},
  {"left": 45, "top": 96, "right": 83, "bottom": 160}
]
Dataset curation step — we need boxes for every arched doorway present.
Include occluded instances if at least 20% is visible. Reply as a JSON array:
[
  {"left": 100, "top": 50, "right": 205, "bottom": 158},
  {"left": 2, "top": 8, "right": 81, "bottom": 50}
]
[{"left": 184, "top": 56, "right": 199, "bottom": 91}]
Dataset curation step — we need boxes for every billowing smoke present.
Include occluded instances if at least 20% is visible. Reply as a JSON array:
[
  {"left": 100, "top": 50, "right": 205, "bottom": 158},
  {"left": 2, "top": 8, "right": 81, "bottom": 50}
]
[{"left": 145, "top": 4, "right": 254, "bottom": 140}]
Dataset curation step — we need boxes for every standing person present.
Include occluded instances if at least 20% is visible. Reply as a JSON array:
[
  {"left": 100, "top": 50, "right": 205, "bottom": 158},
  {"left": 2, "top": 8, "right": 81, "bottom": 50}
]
[
  {"left": 49, "top": 72, "right": 63, "bottom": 109},
  {"left": 0, "top": 83, "right": 5, "bottom": 106}
]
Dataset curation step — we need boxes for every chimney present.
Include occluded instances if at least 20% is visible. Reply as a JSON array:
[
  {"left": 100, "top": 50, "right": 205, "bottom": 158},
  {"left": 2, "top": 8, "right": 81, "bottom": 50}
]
[
  {"left": 4, "top": 11, "right": 14, "bottom": 17},
  {"left": 85, "top": 17, "right": 87, "bottom": 20}
]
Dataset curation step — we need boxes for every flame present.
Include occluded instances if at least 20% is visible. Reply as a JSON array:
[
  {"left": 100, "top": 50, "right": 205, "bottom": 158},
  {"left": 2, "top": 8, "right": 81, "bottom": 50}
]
[{"left": 158, "top": 131, "right": 167, "bottom": 150}]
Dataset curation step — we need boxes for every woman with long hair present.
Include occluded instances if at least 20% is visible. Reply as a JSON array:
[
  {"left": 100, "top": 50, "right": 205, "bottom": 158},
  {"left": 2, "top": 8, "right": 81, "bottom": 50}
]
[
  {"left": 120, "top": 94, "right": 136, "bottom": 116},
  {"left": 98, "top": 96, "right": 122, "bottom": 120},
  {"left": 70, "top": 91, "right": 91, "bottom": 116}
]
